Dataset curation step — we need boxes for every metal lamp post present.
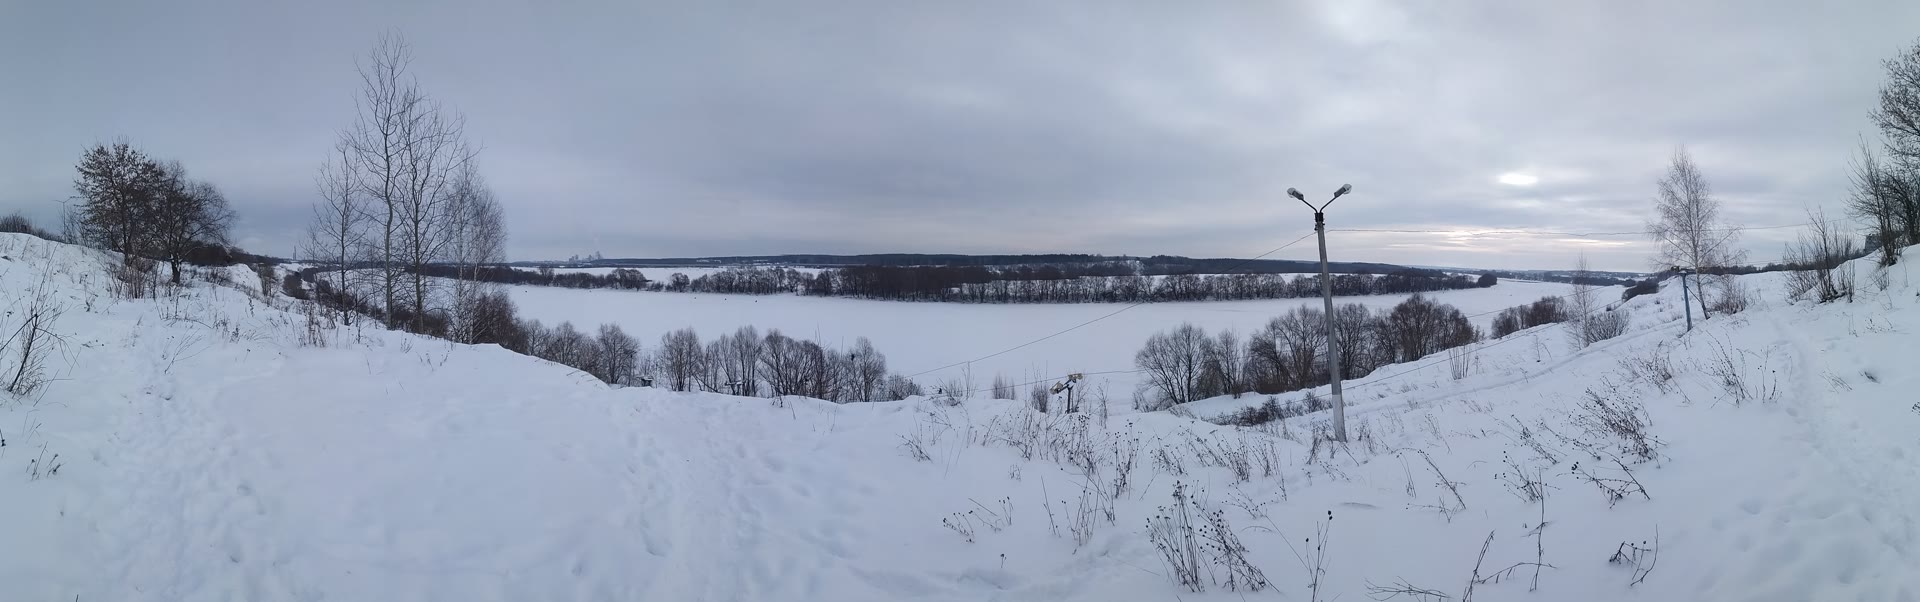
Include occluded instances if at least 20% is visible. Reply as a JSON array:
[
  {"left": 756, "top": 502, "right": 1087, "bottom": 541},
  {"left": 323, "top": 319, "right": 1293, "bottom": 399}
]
[{"left": 1287, "top": 184, "right": 1352, "bottom": 442}]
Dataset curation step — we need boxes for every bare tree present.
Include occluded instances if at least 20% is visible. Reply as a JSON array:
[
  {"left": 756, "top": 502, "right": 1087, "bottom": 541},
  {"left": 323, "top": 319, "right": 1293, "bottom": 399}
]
[
  {"left": 341, "top": 33, "right": 416, "bottom": 324},
  {"left": 303, "top": 141, "right": 367, "bottom": 324},
  {"left": 720, "top": 326, "right": 764, "bottom": 396},
  {"left": 1784, "top": 208, "right": 1859, "bottom": 303},
  {"left": 1648, "top": 147, "right": 1742, "bottom": 319},
  {"left": 1873, "top": 38, "right": 1920, "bottom": 168},
  {"left": 1569, "top": 255, "right": 1628, "bottom": 346},
  {"left": 1330, "top": 303, "right": 1375, "bottom": 379},
  {"left": 1569, "top": 255, "right": 1598, "bottom": 348},
  {"left": 798, "top": 339, "right": 838, "bottom": 400},
  {"left": 882, "top": 374, "right": 921, "bottom": 400},
  {"left": 760, "top": 330, "right": 808, "bottom": 397},
  {"left": 658, "top": 327, "right": 702, "bottom": 392},
  {"left": 1248, "top": 308, "right": 1323, "bottom": 392},
  {"left": 395, "top": 107, "right": 475, "bottom": 333},
  {"left": 540, "top": 321, "right": 590, "bottom": 369},
  {"left": 446, "top": 164, "right": 507, "bottom": 343},
  {"left": 337, "top": 32, "right": 475, "bottom": 331},
  {"left": 1207, "top": 330, "right": 1244, "bottom": 398},
  {"left": 595, "top": 324, "right": 641, "bottom": 386},
  {"left": 465, "top": 290, "right": 526, "bottom": 351},
  {"left": 1135, "top": 323, "right": 1211, "bottom": 409},
  {"left": 849, "top": 337, "right": 887, "bottom": 402},
  {"left": 1847, "top": 139, "right": 1904, "bottom": 266},
  {"left": 150, "top": 161, "right": 234, "bottom": 284},
  {"left": 695, "top": 338, "right": 730, "bottom": 393},
  {"left": 1383, "top": 294, "right": 1446, "bottom": 362}
]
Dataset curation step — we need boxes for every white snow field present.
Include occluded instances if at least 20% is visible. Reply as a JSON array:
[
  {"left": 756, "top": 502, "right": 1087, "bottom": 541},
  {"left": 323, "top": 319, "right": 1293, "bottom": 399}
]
[
  {"left": 504, "top": 278, "right": 1584, "bottom": 395},
  {"left": 4, "top": 230, "right": 1919, "bottom": 601}
]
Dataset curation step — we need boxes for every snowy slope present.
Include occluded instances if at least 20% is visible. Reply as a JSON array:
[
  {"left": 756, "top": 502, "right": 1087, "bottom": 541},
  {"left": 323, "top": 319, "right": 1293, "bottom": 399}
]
[{"left": 4, "top": 232, "right": 1918, "bottom": 601}]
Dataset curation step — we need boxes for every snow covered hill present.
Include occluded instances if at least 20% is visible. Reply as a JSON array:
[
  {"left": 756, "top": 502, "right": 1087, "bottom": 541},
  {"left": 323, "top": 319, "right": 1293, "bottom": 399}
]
[{"left": 3, "top": 231, "right": 1917, "bottom": 601}]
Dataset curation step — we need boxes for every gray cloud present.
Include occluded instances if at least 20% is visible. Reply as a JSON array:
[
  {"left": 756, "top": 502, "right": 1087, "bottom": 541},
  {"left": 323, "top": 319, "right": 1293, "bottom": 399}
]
[{"left": 4, "top": 0, "right": 1916, "bottom": 271}]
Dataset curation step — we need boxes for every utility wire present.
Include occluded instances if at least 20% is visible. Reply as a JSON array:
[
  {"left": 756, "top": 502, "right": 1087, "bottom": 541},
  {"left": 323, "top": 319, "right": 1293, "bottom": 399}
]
[{"left": 904, "top": 231, "right": 1318, "bottom": 380}]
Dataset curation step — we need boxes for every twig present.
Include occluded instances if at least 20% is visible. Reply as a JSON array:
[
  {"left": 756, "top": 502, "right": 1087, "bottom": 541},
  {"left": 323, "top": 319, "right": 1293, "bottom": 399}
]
[
  {"left": 1461, "top": 531, "right": 1493, "bottom": 602},
  {"left": 1366, "top": 578, "right": 1451, "bottom": 600}
]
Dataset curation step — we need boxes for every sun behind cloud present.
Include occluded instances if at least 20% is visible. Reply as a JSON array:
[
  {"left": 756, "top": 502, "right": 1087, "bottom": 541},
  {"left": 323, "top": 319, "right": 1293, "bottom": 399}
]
[{"left": 1497, "top": 172, "right": 1540, "bottom": 186}]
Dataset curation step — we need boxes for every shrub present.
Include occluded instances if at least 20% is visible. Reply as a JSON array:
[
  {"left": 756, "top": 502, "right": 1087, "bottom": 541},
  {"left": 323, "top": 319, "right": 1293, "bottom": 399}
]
[
  {"left": 1709, "top": 277, "right": 1752, "bottom": 314},
  {"left": 0, "top": 213, "right": 59, "bottom": 241},
  {"left": 281, "top": 272, "right": 311, "bottom": 300},
  {"left": 111, "top": 257, "right": 158, "bottom": 299},
  {"left": 250, "top": 264, "right": 276, "bottom": 298},
  {"left": 1572, "top": 385, "right": 1661, "bottom": 462},
  {"left": 1782, "top": 209, "right": 1858, "bottom": 304},
  {"left": 990, "top": 374, "right": 1015, "bottom": 400},
  {"left": 1223, "top": 397, "right": 1290, "bottom": 426},
  {"left": 1584, "top": 309, "right": 1630, "bottom": 344},
  {"left": 1491, "top": 310, "right": 1525, "bottom": 338},
  {"left": 1494, "top": 294, "right": 1572, "bottom": 338},
  {"left": 1620, "top": 278, "right": 1659, "bottom": 301}
]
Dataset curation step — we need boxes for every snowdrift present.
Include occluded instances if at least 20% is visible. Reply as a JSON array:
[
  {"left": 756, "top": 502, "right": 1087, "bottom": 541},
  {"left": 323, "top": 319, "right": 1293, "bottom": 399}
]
[{"left": 2, "top": 232, "right": 1917, "bottom": 601}]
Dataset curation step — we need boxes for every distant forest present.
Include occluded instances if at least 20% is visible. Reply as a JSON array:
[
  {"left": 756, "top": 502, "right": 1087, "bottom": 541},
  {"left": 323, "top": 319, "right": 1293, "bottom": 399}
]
[
  {"left": 432, "top": 261, "right": 1494, "bottom": 303},
  {"left": 516, "top": 253, "right": 1411, "bottom": 275}
]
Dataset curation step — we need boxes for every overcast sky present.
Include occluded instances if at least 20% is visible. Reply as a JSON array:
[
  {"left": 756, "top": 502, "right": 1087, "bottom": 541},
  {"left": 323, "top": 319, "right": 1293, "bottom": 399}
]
[{"left": 4, "top": 1, "right": 1917, "bottom": 271}]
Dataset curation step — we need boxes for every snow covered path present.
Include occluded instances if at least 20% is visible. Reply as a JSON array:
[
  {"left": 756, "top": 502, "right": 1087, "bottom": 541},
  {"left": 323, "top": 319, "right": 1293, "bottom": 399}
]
[{"left": 1754, "top": 307, "right": 1920, "bottom": 599}]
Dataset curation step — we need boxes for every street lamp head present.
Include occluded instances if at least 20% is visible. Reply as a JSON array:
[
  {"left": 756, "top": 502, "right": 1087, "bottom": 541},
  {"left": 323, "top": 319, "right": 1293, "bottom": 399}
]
[
  {"left": 1287, "top": 188, "right": 1306, "bottom": 202},
  {"left": 1333, "top": 184, "right": 1353, "bottom": 199}
]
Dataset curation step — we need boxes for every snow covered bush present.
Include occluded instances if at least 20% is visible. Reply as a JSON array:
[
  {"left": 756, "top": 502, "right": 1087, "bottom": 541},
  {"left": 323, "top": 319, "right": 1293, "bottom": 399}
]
[
  {"left": 1709, "top": 277, "right": 1752, "bottom": 314},
  {"left": 1618, "top": 345, "right": 1678, "bottom": 394},
  {"left": 1572, "top": 384, "right": 1661, "bottom": 462},
  {"left": 4, "top": 267, "right": 66, "bottom": 398},
  {"left": 1146, "top": 482, "right": 1271, "bottom": 593},
  {"left": 0, "top": 213, "right": 60, "bottom": 242},
  {"left": 1146, "top": 482, "right": 1206, "bottom": 592},
  {"left": 990, "top": 373, "right": 1015, "bottom": 400},
  {"left": 1698, "top": 336, "right": 1778, "bottom": 405},
  {"left": 1492, "top": 295, "right": 1570, "bottom": 338},
  {"left": 110, "top": 256, "right": 158, "bottom": 300},
  {"left": 1027, "top": 382, "right": 1049, "bottom": 411},
  {"left": 1782, "top": 212, "right": 1859, "bottom": 304},
  {"left": 1585, "top": 309, "right": 1630, "bottom": 344}
]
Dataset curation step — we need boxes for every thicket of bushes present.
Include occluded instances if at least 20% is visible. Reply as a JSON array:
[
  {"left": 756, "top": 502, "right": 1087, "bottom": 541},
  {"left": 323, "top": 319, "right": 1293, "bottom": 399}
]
[
  {"left": 0, "top": 213, "right": 60, "bottom": 242},
  {"left": 289, "top": 267, "right": 922, "bottom": 400},
  {"left": 1490, "top": 296, "right": 1571, "bottom": 338},
  {"left": 1134, "top": 293, "right": 1483, "bottom": 410}
]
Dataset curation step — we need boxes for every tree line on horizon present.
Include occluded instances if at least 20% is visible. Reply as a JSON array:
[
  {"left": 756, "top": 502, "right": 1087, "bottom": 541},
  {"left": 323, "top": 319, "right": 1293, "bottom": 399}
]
[{"left": 429, "top": 261, "right": 1498, "bottom": 304}]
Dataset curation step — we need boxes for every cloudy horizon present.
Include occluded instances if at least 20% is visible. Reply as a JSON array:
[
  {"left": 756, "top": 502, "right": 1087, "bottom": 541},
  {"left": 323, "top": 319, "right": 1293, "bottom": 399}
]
[{"left": 5, "top": 1, "right": 1918, "bottom": 272}]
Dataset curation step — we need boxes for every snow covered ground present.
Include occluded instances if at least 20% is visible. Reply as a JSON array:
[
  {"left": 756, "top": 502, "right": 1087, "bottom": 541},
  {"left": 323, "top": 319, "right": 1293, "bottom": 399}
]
[
  {"left": 4, "top": 231, "right": 1919, "bottom": 601},
  {"left": 505, "top": 279, "right": 1584, "bottom": 395}
]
